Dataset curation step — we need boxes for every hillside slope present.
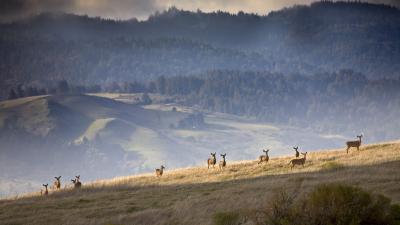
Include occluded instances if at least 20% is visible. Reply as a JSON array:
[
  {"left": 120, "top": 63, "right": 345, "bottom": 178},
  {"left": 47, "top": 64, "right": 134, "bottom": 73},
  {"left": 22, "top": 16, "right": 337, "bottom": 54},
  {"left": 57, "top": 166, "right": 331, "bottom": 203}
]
[
  {"left": 1, "top": 142, "right": 399, "bottom": 225},
  {"left": 0, "top": 94, "right": 345, "bottom": 197}
]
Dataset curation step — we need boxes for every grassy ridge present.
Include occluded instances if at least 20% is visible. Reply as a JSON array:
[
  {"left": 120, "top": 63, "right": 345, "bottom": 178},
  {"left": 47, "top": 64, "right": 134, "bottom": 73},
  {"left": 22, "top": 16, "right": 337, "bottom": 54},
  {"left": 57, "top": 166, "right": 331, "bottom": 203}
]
[{"left": 1, "top": 142, "right": 400, "bottom": 225}]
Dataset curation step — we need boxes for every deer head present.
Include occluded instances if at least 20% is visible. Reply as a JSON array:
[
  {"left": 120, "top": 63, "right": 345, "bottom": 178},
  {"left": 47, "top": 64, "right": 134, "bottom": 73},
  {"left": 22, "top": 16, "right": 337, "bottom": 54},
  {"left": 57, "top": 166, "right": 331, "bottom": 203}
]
[
  {"left": 54, "top": 176, "right": 61, "bottom": 181},
  {"left": 75, "top": 175, "right": 80, "bottom": 181},
  {"left": 43, "top": 184, "right": 48, "bottom": 189},
  {"left": 301, "top": 152, "right": 308, "bottom": 157},
  {"left": 263, "top": 149, "right": 269, "bottom": 153},
  {"left": 220, "top": 153, "right": 226, "bottom": 160},
  {"left": 71, "top": 179, "right": 76, "bottom": 184},
  {"left": 161, "top": 165, "right": 165, "bottom": 169}
]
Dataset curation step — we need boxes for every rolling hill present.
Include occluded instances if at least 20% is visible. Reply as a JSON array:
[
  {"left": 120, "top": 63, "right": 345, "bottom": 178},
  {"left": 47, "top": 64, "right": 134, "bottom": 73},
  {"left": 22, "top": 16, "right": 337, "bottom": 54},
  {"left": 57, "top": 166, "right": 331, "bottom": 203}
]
[
  {"left": 0, "top": 141, "right": 399, "bottom": 225},
  {"left": 0, "top": 94, "right": 347, "bottom": 197}
]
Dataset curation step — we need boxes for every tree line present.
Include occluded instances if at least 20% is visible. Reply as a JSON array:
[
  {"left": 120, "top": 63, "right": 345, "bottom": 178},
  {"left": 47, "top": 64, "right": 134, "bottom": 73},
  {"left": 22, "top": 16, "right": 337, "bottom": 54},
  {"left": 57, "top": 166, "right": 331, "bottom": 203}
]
[{"left": 7, "top": 69, "right": 400, "bottom": 143}]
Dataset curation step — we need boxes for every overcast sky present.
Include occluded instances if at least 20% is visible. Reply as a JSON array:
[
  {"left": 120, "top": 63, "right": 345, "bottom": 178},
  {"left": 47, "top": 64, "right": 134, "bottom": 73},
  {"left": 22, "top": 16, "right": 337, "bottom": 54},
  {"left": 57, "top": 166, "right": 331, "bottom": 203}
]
[{"left": 0, "top": 0, "right": 399, "bottom": 22}]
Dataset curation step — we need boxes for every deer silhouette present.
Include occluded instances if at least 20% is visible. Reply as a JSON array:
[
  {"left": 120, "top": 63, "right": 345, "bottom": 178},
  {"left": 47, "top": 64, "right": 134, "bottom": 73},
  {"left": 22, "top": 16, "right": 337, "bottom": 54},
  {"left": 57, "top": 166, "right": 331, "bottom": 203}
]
[
  {"left": 42, "top": 184, "right": 49, "bottom": 196},
  {"left": 258, "top": 149, "right": 269, "bottom": 164},
  {"left": 155, "top": 165, "right": 165, "bottom": 177},
  {"left": 219, "top": 153, "right": 227, "bottom": 170},
  {"left": 293, "top": 146, "right": 300, "bottom": 158},
  {"left": 71, "top": 175, "right": 82, "bottom": 189},
  {"left": 207, "top": 152, "right": 217, "bottom": 169},
  {"left": 346, "top": 135, "right": 363, "bottom": 153},
  {"left": 53, "top": 176, "right": 61, "bottom": 190},
  {"left": 289, "top": 152, "right": 308, "bottom": 170}
]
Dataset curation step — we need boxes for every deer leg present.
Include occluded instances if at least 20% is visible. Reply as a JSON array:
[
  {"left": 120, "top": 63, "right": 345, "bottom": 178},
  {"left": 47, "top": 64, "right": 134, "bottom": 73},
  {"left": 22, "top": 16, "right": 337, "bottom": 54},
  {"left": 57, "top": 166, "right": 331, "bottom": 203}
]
[
  {"left": 346, "top": 146, "right": 350, "bottom": 154},
  {"left": 357, "top": 146, "right": 359, "bottom": 151}
]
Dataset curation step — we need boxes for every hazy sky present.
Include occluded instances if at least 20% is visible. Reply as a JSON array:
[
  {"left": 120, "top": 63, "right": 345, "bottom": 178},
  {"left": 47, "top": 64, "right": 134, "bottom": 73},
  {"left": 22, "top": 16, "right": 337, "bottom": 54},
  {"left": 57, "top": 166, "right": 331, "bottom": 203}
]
[{"left": 0, "top": 0, "right": 399, "bottom": 22}]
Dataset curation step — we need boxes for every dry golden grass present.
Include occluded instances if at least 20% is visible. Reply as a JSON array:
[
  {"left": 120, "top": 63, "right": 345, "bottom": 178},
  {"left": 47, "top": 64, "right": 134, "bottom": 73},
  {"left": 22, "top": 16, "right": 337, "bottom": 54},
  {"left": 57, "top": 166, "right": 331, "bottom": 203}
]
[{"left": 1, "top": 141, "right": 400, "bottom": 225}]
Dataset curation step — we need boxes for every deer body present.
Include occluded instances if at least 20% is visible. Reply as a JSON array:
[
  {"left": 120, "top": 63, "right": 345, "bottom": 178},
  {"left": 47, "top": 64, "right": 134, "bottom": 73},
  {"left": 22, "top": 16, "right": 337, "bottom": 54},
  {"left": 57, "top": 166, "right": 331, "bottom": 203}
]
[
  {"left": 219, "top": 154, "right": 226, "bottom": 170},
  {"left": 258, "top": 149, "right": 269, "bottom": 164},
  {"left": 346, "top": 135, "right": 363, "bottom": 153},
  {"left": 289, "top": 152, "right": 308, "bottom": 169},
  {"left": 156, "top": 165, "right": 165, "bottom": 177},
  {"left": 207, "top": 152, "right": 217, "bottom": 169},
  {"left": 53, "top": 176, "right": 61, "bottom": 190}
]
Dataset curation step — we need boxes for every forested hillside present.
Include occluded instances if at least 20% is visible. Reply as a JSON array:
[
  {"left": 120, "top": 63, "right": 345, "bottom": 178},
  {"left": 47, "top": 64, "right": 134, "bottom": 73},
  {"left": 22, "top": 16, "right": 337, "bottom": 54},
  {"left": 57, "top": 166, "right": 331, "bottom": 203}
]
[
  {"left": 1, "top": 1, "right": 400, "bottom": 100},
  {"left": 147, "top": 70, "right": 400, "bottom": 143}
]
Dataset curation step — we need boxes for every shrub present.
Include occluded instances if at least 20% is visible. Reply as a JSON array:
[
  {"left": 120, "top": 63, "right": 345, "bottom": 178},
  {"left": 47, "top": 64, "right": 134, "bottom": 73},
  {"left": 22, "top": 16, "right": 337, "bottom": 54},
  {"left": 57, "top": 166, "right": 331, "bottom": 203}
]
[
  {"left": 265, "top": 184, "right": 397, "bottom": 225},
  {"left": 267, "top": 190, "right": 296, "bottom": 225},
  {"left": 213, "top": 211, "right": 240, "bottom": 225},
  {"left": 299, "top": 184, "right": 393, "bottom": 225},
  {"left": 391, "top": 204, "right": 400, "bottom": 224}
]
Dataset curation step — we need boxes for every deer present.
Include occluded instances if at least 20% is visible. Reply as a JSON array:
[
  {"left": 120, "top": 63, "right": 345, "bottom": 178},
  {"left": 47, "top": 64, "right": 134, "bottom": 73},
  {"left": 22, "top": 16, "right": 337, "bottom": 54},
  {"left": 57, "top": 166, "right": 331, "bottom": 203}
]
[
  {"left": 258, "top": 149, "right": 270, "bottom": 164},
  {"left": 289, "top": 152, "right": 308, "bottom": 170},
  {"left": 155, "top": 165, "right": 165, "bottom": 177},
  {"left": 346, "top": 135, "right": 363, "bottom": 153},
  {"left": 207, "top": 152, "right": 217, "bottom": 169},
  {"left": 71, "top": 175, "right": 82, "bottom": 189},
  {"left": 42, "top": 184, "right": 49, "bottom": 196},
  {"left": 219, "top": 153, "right": 227, "bottom": 170},
  {"left": 293, "top": 146, "right": 300, "bottom": 158},
  {"left": 53, "top": 176, "right": 61, "bottom": 190}
]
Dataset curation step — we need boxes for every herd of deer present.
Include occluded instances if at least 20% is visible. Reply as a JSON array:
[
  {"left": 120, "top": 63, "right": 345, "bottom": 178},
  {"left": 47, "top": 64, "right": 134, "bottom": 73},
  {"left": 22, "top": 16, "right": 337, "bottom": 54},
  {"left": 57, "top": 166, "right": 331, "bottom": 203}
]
[
  {"left": 40, "top": 134, "right": 363, "bottom": 195},
  {"left": 40, "top": 175, "right": 82, "bottom": 196}
]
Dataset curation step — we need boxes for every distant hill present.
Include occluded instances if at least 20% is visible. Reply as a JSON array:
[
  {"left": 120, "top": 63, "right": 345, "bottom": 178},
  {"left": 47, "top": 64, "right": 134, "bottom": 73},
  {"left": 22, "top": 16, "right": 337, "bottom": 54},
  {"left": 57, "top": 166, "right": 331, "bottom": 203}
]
[
  {"left": 1, "top": 1, "right": 400, "bottom": 99},
  {"left": 1, "top": 141, "right": 399, "bottom": 225}
]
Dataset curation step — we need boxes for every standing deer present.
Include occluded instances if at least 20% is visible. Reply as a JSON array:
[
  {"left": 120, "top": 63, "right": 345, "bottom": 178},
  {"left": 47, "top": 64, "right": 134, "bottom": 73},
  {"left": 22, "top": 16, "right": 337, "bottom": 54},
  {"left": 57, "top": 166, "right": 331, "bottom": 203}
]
[
  {"left": 71, "top": 175, "right": 82, "bottom": 189},
  {"left": 258, "top": 149, "right": 270, "bottom": 164},
  {"left": 346, "top": 135, "right": 363, "bottom": 153},
  {"left": 42, "top": 184, "right": 49, "bottom": 196},
  {"left": 289, "top": 152, "right": 308, "bottom": 170},
  {"left": 293, "top": 146, "right": 300, "bottom": 158},
  {"left": 53, "top": 176, "right": 61, "bottom": 190},
  {"left": 219, "top": 153, "right": 227, "bottom": 170},
  {"left": 207, "top": 152, "right": 217, "bottom": 169},
  {"left": 155, "top": 165, "right": 165, "bottom": 177}
]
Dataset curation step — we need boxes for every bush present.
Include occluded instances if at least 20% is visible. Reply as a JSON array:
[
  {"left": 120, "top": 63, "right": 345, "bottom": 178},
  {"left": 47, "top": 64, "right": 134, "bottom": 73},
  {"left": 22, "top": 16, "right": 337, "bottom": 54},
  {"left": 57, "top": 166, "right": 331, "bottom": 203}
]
[
  {"left": 300, "top": 184, "right": 393, "bottom": 225},
  {"left": 265, "top": 184, "right": 398, "bottom": 225},
  {"left": 391, "top": 204, "right": 400, "bottom": 224},
  {"left": 213, "top": 211, "right": 240, "bottom": 225}
]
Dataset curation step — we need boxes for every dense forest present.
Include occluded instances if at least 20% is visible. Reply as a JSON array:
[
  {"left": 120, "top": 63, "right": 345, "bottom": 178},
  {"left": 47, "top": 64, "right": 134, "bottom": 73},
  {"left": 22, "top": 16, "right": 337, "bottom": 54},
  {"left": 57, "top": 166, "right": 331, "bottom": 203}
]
[
  {"left": 149, "top": 70, "right": 400, "bottom": 142},
  {"left": 1, "top": 1, "right": 400, "bottom": 100}
]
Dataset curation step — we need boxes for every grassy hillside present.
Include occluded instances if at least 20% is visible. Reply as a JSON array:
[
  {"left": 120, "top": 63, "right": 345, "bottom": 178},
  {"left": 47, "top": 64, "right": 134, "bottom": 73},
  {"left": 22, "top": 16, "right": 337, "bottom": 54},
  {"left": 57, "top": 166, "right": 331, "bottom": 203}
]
[
  {"left": 0, "top": 94, "right": 347, "bottom": 197},
  {"left": 1, "top": 142, "right": 399, "bottom": 225}
]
